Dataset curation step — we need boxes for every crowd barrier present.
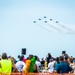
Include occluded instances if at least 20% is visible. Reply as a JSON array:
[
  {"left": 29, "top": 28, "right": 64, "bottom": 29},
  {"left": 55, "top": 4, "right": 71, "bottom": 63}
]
[{"left": 0, "top": 73, "right": 74, "bottom": 75}]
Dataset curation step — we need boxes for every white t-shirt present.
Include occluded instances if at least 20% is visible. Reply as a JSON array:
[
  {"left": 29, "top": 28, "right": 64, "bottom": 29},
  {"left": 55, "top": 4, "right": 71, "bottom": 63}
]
[
  {"left": 15, "top": 61, "right": 25, "bottom": 72},
  {"left": 35, "top": 61, "right": 41, "bottom": 67},
  {"left": 48, "top": 61, "right": 54, "bottom": 73}
]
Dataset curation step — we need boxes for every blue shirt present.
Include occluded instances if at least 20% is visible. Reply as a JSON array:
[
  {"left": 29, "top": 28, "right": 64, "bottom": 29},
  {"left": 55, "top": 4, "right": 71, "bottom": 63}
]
[{"left": 54, "top": 62, "right": 72, "bottom": 74}]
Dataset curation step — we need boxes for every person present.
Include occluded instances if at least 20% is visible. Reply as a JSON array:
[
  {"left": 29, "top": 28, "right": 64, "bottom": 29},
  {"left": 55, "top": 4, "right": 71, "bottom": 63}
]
[
  {"left": 46, "top": 53, "right": 52, "bottom": 64},
  {"left": 48, "top": 59, "right": 55, "bottom": 73},
  {"left": 68, "top": 58, "right": 73, "bottom": 67},
  {"left": 15, "top": 56, "right": 25, "bottom": 72},
  {"left": 41, "top": 58, "right": 45, "bottom": 69},
  {"left": 16, "top": 55, "right": 20, "bottom": 62},
  {"left": 0, "top": 55, "right": 2, "bottom": 60},
  {"left": 54, "top": 57, "right": 60, "bottom": 68},
  {"left": 21, "top": 55, "right": 26, "bottom": 63},
  {"left": 54, "top": 56, "right": 73, "bottom": 74},
  {"left": 34, "top": 56, "right": 41, "bottom": 72},
  {"left": 0, "top": 53, "right": 12, "bottom": 73},
  {"left": 29, "top": 55, "right": 36, "bottom": 72},
  {"left": 64, "top": 55, "right": 69, "bottom": 64},
  {"left": 10, "top": 57, "right": 18, "bottom": 72},
  {"left": 22, "top": 57, "right": 31, "bottom": 73},
  {"left": 35, "top": 56, "right": 41, "bottom": 68},
  {"left": 72, "top": 60, "right": 75, "bottom": 74}
]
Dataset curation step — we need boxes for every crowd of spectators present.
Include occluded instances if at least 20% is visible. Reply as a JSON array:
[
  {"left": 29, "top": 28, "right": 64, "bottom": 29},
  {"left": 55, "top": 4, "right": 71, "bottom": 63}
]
[{"left": 0, "top": 52, "right": 75, "bottom": 74}]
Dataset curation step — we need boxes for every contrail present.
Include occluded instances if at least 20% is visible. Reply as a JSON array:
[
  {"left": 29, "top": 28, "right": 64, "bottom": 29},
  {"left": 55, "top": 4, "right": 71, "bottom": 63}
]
[
  {"left": 45, "top": 21, "right": 62, "bottom": 33},
  {"left": 33, "top": 17, "right": 75, "bottom": 34},
  {"left": 56, "top": 22, "right": 75, "bottom": 32},
  {"left": 33, "top": 21, "right": 52, "bottom": 32}
]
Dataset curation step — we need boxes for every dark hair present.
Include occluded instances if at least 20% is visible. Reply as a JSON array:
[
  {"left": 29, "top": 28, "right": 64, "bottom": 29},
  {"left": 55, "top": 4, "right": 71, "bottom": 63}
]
[
  {"left": 69, "top": 58, "right": 73, "bottom": 63},
  {"left": 48, "top": 53, "right": 51, "bottom": 58},
  {"left": 20, "top": 56, "right": 24, "bottom": 61},
  {"left": 34, "top": 55, "right": 37, "bottom": 60},
  {"left": 2, "top": 53, "right": 7, "bottom": 59},
  {"left": 56, "top": 57, "right": 59, "bottom": 63},
  {"left": 18, "top": 55, "right": 20, "bottom": 58},
  {"left": 59, "top": 56, "right": 64, "bottom": 61},
  {"left": 64, "top": 55, "right": 68, "bottom": 60},
  {"left": 29, "top": 54, "right": 33, "bottom": 59}
]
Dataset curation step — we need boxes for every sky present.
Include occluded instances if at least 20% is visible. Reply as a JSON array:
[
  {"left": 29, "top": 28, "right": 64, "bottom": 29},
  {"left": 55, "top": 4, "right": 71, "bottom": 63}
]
[{"left": 0, "top": 0, "right": 75, "bottom": 59}]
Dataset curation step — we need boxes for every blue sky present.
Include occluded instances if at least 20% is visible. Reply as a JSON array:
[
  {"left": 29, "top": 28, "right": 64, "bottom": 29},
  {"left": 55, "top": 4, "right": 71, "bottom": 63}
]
[{"left": 0, "top": 0, "right": 75, "bottom": 59}]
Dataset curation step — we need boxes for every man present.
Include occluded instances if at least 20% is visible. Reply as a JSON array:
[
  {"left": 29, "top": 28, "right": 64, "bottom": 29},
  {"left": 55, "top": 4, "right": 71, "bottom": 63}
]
[
  {"left": 54, "top": 56, "right": 73, "bottom": 74},
  {"left": 0, "top": 53, "right": 12, "bottom": 73}
]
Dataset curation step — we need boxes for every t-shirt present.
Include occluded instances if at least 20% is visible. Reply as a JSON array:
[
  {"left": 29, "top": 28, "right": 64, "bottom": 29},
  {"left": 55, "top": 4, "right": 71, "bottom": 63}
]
[
  {"left": 0, "top": 59, "right": 12, "bottom": 73},
  {"left": 15, "top": 61, "right": 25, "bottom": 72},
  {"left": 29, "top": 57, "right": 36, "bottom": 72},
  {"left": 48, "top": 61, "right": 54, "bottom": 73},
  {"left": 54, "top": 62, "right": 72, "bottom": 74},
  {"left": 23, "top": 59, "right": 31, "bottom": 73}
]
